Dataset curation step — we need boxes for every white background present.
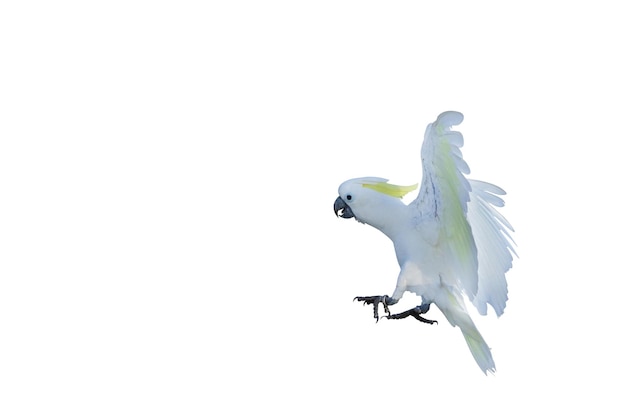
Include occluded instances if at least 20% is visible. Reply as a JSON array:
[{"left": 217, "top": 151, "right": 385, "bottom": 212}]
[{"left": 1, "top": 1, "right": 625, "bottom": 415}]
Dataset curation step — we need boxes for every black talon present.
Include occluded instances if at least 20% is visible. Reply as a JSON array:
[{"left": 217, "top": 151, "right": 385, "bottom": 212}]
[
  {"left": 386, "top": 303, "right": 438, "bottom": 325},
  {"left": 353, "top": 295, "right": 396, "bottom": 322}
]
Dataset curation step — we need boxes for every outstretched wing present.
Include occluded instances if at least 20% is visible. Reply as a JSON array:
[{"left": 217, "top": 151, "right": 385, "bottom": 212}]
[
  {"left": 410, "top": 111, "right": 479, "bottom": 299},
  {"left": 467, "top": 179, "right": 517, "bottom": 316}
]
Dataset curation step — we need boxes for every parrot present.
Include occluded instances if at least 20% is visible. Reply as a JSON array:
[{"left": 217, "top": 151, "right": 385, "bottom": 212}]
[{"left": 333, "top": 111, "right": 516, "bottom": 374}]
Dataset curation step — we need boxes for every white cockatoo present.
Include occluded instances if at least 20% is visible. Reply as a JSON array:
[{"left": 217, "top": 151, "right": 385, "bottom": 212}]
[{"left": 334, "top": 111, "right": 516, "bottom": 374}]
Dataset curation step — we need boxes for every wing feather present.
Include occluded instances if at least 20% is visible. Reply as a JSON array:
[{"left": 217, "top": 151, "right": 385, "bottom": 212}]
[
  {"left": 468, "top": 179, "right": 517, "bottom": 316},
  {"left": 411, "top": 111, "right": 479, "bottom": 298}
]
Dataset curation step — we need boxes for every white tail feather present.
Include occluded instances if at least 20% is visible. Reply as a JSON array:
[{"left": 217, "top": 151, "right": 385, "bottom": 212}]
[{"left": 437, "top": 287, "right": 495, "bottom": 374}]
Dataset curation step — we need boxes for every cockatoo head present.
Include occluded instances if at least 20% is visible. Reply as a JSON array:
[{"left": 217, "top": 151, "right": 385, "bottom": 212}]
[{"left": 334, "top": 177, "right": 417, "bottom": 225}]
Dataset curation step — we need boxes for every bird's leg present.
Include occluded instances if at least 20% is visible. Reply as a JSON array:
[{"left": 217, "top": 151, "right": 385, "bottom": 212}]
[
  {"left": 353, "top": 295, "right": 398, "bottom": 322},
  {"left": 386, "top": 303, "right": 438, "bottom": 325}
]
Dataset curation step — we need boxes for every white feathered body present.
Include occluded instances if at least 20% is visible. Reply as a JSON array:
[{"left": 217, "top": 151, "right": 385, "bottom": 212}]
[{"left": 336, "top": 111, "right": 516, "bottom": 374}]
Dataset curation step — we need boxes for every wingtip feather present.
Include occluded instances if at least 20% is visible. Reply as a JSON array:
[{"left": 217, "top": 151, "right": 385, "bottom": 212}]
[{"left": 436, "top": 111, "right": 464, "bottom": 127}]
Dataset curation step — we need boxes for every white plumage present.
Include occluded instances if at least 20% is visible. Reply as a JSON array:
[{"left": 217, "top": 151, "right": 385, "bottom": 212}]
[{"left": 334, "top": 111, "right": 516, "bottom": 374}]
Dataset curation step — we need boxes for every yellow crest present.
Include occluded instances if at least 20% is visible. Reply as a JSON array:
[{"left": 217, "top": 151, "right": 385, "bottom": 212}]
[{"left": 361, "top": 180, "right": 418, "bottom": 198}]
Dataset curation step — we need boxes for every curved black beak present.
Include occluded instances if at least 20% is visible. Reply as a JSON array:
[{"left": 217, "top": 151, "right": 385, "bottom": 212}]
[{"left": 334, "top": 196, "right": 354, "bottom": 219}]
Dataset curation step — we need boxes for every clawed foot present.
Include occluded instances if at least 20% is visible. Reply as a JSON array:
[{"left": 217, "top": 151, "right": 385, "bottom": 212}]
[
  {"left": 353, "top": 295, "right": 396, "bottom": 322},
  {"left": 386, "top": 303, "right": 438, "bottom": 325},
  {"left": 354, "top": 297, "right": 437, "bottom": 325}
]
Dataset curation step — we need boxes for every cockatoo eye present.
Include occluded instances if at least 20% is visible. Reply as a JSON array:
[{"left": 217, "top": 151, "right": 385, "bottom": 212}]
[{"left": 346, "top": 195, "right": 352, "bottom": 201}]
